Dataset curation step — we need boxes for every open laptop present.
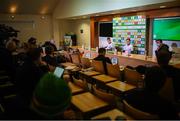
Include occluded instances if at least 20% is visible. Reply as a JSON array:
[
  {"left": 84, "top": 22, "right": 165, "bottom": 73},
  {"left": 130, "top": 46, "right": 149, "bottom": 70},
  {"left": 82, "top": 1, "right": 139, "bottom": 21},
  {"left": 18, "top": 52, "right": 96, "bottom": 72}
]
[
  {"left": 111, "top": 57, "right": 118, "bottom": 65},
  {"left": 54, "top": 67, "right": 64, "bottom": 78}
]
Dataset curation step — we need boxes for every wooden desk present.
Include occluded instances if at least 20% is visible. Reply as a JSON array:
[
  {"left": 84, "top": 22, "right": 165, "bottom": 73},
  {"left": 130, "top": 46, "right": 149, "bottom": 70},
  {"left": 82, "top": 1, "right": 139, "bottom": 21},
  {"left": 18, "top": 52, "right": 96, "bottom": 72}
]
[
  {"left": 91, "top": 108, "right": 133, "bottom": 120},
  {"left": 72, "top": 92, "right": 108, "bottom": 113},
  {"left": 79, "top": 71, "right": 101, "bottom": 76},
  {"left": 106, "top": 81, "right": 136, "bottom": 96},
  {"left": 92, "top": 74, "right": 117, "bottom": 84},
  {"left": 61, "top": 62, "right": 76, "bottom": 67},
  {"left": 68, "top": 82, "right": 84, "bottom": 95}
]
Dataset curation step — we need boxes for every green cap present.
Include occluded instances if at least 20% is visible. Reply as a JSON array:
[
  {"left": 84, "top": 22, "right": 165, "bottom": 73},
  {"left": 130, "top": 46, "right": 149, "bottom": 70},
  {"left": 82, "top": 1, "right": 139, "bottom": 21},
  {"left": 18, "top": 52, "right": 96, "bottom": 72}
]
[{"left": 31, "top": 72, "right": 72, "bottom": 117}]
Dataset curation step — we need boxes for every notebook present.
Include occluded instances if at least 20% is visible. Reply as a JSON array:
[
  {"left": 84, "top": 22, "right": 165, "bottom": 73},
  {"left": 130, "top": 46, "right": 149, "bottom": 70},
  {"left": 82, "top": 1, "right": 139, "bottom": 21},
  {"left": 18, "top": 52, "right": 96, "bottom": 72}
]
[
  {"left": 54, "top": 67, "right": 64, "bottom": 78},
  {"left": 111, "top": 57, "right": 118, "bottom": 65}
]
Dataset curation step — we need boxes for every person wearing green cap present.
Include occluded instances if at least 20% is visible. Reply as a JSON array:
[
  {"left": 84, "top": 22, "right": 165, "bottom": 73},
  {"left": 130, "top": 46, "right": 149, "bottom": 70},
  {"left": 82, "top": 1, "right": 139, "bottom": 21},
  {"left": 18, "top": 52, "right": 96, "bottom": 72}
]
[{"left": 30, "top": 72, "right": 72, "bottom": 119}]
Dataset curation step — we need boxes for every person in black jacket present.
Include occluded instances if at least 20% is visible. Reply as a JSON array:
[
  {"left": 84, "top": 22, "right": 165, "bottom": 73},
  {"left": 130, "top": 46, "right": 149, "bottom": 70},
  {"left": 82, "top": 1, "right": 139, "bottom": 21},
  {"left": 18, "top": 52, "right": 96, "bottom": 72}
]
[
  {"left": 94, "top": 48, "right": 111, "bottom": 74},
  {"left": 125, "top": 66, "right": 179, "bottom": 119}
]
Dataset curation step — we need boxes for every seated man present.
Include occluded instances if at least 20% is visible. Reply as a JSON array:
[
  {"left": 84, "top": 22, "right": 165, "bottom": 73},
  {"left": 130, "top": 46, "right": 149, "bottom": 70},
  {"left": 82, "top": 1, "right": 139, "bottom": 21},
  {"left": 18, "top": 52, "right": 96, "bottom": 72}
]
[
  {"left": 125, "top": 66, "right": 178, "bottom": 119},
  {"left": 94, "top": 48, "right": 112, "bottom": 74}
]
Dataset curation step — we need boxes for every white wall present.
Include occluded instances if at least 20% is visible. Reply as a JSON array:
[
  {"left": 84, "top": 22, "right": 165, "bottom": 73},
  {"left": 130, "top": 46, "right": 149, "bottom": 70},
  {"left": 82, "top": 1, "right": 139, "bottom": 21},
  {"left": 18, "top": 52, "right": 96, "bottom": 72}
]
[
  {"left": 0, "top": 14, "right": 53, "bottom": 44},
  {"left": 53, "top": 0, "right": 175, "bottom": 19},
  {"left": 58, "top": 19, "right": 90, "bottom": 47}
]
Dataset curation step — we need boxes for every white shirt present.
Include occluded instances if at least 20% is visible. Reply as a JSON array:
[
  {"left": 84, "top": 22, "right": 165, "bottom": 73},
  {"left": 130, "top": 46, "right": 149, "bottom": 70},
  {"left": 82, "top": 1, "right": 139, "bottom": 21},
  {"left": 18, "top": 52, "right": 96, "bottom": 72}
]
[
  {"left": 106, "top": 43, "right": 114, "bottom": 49},
  {"left": 123, "top": 44, "right": 133, "bottom": 54}
]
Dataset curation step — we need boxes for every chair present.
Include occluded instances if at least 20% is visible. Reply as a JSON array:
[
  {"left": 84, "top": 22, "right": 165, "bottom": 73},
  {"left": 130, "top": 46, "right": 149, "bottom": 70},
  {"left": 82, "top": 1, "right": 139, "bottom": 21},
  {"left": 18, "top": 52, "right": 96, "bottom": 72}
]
[
  {"left": 123, "top": 100, "right": 159, "bottom": 120},
  {"left": 106, "top": 63, "right": 121, "bottom": 79},
  {"left": 92, "top": 85, "right": 116, "bottom": 105},
  {"left": 124, "top": 67, "right": 143, "bottom": 86},
  {"left": 81, "top": 58, "right": 91, "bottom": 69},
  {"left": 63, "top": 51, "right": 72, "bottom": 62},
  {"left": 70, "top": 53, "right": 81, "bottom": 66},
  {"left": 91, "top": 60, "right": 105, "bottom": 74},
  {"left": 72, "top": 76, "right": 88, "bottom": 91},
  {"left": 159, "top": 78, "right": 175, "bottom": 102}
]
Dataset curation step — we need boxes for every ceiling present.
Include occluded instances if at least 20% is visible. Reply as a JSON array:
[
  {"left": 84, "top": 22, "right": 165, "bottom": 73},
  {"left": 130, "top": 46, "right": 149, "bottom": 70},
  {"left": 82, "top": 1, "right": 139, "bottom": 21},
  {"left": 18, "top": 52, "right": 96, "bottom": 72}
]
[{"left": 0, "top": 0, "right": 60, "bottom": 14}]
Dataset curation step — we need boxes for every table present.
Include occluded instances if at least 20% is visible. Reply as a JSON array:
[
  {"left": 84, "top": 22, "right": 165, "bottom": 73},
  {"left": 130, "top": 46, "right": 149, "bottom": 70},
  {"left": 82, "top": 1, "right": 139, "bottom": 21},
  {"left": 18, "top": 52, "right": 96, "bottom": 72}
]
[
  {"left": 68, "top": 82, "right": 84, "bottom": 95},
  {"left": 92, "top": 74, "right": 117, "bottom": 84},
  {"left": 71, "top": 92, "right": 109, "bottom": 117},
  {"left": 79, "top": 70, "right": 101, "bottom": 76},
  {"left": 106, "top": 81, "right": 136, "bottom": 96},
  {"left": 91, "top": 108, "right": 133, "bottom": 120},
  {"left": 60, "top": 62, "right": 76, "bottom": 67}
]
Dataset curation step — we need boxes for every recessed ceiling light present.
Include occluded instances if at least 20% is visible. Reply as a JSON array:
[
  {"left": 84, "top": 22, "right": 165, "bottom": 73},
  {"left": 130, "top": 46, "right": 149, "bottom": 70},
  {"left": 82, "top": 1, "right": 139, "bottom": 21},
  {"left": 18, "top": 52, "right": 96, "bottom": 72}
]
[
  {"left": 95, "top": 14, "right": 99, "bottom": 16},
  {"left": 10, "top": 6, "right": 17, "bottom": 13},
  {"left": 160, "top": 6, "right": 166, "bottom": 8}
]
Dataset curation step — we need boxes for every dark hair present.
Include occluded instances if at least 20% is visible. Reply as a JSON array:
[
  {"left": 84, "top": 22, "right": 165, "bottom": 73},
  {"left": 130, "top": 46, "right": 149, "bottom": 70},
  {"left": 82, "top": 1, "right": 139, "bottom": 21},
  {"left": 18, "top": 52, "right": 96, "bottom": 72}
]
[
  {"left": 28, "top": 37, "right": 37, "bottom": 45},
  {"left": 156, "top": 39, "right": 162, "bottom": 43},
  {"left": 98, "top": 48, "right": 106, "bottom": 54},
  {"left": 144, "top": 66, "right": 166, "bottom": 93},
  {"left": 126, "top": 38, "right": 131, "bottom": 41},
  {"left": 156, "top": 49, "right": 172, "bottom": 66},
  {"left": 45, "top": 45, "right": 54, "bottom": 55},
  {"left": 107, "top": 37, "right": 111, "bottom": 40}
]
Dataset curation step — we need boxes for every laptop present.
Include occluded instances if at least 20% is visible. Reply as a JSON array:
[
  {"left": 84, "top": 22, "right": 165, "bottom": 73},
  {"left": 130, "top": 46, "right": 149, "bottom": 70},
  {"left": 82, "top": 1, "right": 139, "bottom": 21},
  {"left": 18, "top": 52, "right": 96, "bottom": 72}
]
[
  {"left": 111, "top": 57, "right": 118, "bottom": 65},
  {"left": 54, "top": 67, "right": 64, "bottom": 78}
]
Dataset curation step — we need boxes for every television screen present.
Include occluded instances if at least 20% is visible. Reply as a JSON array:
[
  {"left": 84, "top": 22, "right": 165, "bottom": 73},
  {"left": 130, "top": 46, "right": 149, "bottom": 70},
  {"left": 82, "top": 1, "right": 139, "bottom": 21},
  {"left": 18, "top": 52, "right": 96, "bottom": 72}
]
[
  {"left": 153, "top": 17, "right": 180, "bottom": 41},
  {"left": 99, "top": 22, "right": 112, "bottom": 37}
]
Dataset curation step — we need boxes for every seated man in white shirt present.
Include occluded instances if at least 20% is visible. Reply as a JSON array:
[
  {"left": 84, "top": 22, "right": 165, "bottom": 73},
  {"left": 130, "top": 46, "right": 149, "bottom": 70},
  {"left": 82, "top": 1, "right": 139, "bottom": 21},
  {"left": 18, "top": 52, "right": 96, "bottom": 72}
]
[
  {"left": 105, "top": 37, "right": 114, "bottom": 50},
  {"left": 123, "top": 38, "right": 133, "bottom": 55}
]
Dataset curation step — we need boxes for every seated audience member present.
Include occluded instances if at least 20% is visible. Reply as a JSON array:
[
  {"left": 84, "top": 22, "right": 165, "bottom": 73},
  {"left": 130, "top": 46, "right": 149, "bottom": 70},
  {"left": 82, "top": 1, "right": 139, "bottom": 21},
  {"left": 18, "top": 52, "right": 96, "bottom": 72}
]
[
  {"left": 0, "top": 40, "right": 16, "bottom": 80},
  {"left": 156, "top": 49, "right": 180, "bottom": 101},
  {"left": 94, "top": 48, "right": 112, "bottom": 74},
  {"left": 15, "top": 48, "right": 49, "bottom": 105},
  {"left": 31, "top": 73, "right": 72, "bottom": 119},
  {"left": 125, "top": 66, "right": 178, "bottom": 119},
  {"left": 42, "top": 45, "right": 58, "bottom": 66},
  {"left": 28, "top": 37, "right": 37, "bottom": 50},
  {"left": 42, "top": 41, "right": 57, "bottom": 51}
]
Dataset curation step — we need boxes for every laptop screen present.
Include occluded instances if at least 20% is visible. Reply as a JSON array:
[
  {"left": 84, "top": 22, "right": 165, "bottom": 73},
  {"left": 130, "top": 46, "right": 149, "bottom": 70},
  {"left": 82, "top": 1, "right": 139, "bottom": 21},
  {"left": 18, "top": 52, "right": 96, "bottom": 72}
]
[
  {"left": 111, "top": 57, "right": 118, "bottom": 65},
  {"left": 54, "top": 67, "right": 64, "bottom": 78}
]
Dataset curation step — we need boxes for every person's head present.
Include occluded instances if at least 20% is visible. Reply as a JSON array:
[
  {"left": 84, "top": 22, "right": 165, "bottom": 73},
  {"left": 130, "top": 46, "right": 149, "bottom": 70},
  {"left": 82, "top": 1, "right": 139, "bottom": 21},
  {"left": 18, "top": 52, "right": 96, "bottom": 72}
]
[
  {"left": 156, "top": 39, "right": 163, "bottom": 47},
  {"left": 31, "top": 73, "right": 72, "bottom": 119},
  {"left": 98, "top": 48, "right": 106, "bottom": 56},
  {"left": 27, "top": 48, "right": 42, "bottom": 64},
  {"left": 28, "top": 37, "right": 37, "bottom": 49},
  {"left": 45, "top": 45, "right": 54, "bottom": 55},
  {"left": 156, "top": 49, "right": 172, "bottom": 66},
  {"left": 6, "top": 40, "right": 17, "bottom": 52},
  {"left": 126, "top": 38, "right": 131, "bottom": 45},
  {"left": 107, "top": 37, "right": 111, "bottom": 44},
  {"left": 144, "top": 66, "right": 166, "bottom": 93},
  {"left": 171, "top": 43, "right": 177, "bottom": 48}
]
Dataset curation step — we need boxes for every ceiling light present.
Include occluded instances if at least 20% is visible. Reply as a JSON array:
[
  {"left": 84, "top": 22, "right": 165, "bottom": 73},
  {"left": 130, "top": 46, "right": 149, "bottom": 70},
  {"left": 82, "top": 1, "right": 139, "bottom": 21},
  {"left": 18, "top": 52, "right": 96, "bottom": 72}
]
[
  {"left": 95, "top": 14, "right": 99, "bottom": 16},
  {"left": 160, "top": 6, "right": 166, "bottom": 8},
  {"left": 10, "top": 6, "right": 17, "bottom": 13}
]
